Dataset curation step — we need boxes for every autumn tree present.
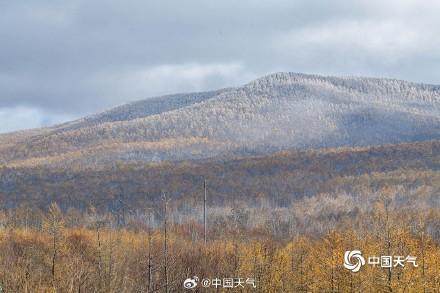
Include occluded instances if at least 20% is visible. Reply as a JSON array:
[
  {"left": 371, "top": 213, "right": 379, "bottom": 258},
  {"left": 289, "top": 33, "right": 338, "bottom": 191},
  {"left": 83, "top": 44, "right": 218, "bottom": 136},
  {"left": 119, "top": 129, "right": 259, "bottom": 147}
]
[{"left": 43, "top": 202, "right": 65, "bottom": 285}]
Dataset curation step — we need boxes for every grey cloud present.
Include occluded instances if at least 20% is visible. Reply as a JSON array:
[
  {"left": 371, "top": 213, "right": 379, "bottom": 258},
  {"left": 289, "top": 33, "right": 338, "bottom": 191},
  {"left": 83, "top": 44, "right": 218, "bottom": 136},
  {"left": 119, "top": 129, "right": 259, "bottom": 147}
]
[{"left": 0, "top": 0, "right": 439, "bottom": 133}]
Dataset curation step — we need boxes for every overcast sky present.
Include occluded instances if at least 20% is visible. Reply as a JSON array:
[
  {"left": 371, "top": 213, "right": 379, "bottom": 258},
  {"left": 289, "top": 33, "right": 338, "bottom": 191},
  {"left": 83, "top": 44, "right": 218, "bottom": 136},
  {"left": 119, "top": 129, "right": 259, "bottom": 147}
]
[{"left": 1, "top": 0, "right": 440, "bottom": 133}]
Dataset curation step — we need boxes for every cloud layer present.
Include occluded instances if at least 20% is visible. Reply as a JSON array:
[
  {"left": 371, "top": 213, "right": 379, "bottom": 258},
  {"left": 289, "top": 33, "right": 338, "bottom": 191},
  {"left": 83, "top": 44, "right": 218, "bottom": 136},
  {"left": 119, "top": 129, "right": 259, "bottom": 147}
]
[{"left": 1, "top": 0, "right": 440, "bottom": 132}]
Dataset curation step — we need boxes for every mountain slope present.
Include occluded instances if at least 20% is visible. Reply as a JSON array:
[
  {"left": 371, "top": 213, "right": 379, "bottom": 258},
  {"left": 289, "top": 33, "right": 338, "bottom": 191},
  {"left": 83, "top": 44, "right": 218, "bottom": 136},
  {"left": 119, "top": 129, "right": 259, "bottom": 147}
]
[
  {"left": 0, "top": 72, "right": 439, "bottom": 167},
  {"left": 0, "top": 140, "right": 438, "bottom": 209},
  {"left": 52, "top": 89, "right": 227, "bottom": 133}
]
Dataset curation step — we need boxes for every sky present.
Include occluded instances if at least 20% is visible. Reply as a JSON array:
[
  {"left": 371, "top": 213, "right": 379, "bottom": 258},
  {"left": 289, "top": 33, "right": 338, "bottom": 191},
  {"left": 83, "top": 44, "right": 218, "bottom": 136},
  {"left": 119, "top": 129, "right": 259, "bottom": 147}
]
[{"left": 1, "top": 0, "right": 440, "bottom": 133}]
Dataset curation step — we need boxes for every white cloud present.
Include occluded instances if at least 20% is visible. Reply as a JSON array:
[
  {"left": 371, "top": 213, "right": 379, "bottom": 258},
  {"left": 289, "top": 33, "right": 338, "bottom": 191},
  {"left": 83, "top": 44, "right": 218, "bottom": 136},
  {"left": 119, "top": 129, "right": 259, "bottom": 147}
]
[
  {"left": 277, "top": 19, "right": 439, "bottom": 62},
  {"left": 89, "top": 63, "right": 258, "bottom": 104},
  {"left": 0, "top": 106, "right": 74, "bottom": 133}
]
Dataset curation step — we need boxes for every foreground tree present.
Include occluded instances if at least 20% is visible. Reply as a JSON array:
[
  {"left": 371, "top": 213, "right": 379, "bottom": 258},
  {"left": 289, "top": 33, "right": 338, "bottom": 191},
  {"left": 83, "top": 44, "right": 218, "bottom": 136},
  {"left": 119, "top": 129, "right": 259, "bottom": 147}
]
[{"left": 43, "top": 202, "right": 65, "bottom": 287}]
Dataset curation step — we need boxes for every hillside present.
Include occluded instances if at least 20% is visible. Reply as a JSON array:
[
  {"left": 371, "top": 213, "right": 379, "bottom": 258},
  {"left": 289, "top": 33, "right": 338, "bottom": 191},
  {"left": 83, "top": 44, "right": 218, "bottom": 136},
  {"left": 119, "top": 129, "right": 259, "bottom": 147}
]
[
  {"left": 1, "top": 140, "right": 438, "bottom": 212},
  {"left": 0, "top": 73, "right": 439, "bottom": 168}
]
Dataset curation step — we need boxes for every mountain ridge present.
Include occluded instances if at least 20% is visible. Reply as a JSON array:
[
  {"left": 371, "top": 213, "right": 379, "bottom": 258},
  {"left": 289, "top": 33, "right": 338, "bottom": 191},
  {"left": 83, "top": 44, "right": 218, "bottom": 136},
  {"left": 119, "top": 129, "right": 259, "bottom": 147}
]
[{"left": 0, "top": 72, "right": 439, "bottom": 167}]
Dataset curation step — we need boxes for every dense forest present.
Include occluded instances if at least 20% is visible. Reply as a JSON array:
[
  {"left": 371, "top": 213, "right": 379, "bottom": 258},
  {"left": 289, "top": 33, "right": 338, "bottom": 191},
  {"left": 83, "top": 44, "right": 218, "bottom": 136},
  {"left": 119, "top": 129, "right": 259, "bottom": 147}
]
[
  {"left": 0, "top": 140, "right": 438, "bottom": 291},
  {"left": 1, "top": 140, "right": 437, "bottom": 212},
  {"left": 1, "top": 188, "right": 440, "bottom": 292}
]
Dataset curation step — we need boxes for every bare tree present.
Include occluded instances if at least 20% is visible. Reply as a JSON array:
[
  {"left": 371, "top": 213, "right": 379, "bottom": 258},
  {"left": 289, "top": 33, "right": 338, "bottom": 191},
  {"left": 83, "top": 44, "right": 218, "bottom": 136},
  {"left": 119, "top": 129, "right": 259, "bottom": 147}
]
[{"left": 43, "top": 202, "right": 64, "bottom": 285}]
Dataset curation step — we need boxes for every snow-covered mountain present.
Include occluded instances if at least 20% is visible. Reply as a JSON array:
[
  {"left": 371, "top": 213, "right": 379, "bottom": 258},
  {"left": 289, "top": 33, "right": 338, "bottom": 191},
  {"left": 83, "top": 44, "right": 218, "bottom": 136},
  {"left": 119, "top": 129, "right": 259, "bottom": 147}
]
[{"left": 1, "top": 72, "right": 439, "bottom": 167}]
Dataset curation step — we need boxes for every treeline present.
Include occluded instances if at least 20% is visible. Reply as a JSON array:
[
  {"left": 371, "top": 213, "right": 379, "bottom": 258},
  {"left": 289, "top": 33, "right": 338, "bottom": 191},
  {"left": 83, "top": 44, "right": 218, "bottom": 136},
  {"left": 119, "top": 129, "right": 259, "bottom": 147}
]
[
  {"left": 1, "top": 192, "right": 440, "bottom": 292},
  {"left": 2, "top": 183, "right": 440, "bottom": 241}
]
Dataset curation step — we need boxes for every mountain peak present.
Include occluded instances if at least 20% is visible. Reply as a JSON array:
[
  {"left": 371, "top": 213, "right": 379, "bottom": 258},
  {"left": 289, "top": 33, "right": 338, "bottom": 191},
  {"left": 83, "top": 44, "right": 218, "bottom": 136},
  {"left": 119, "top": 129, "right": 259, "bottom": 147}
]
[{"left": 0, "top": 73, "right": 438, "bottom": 168}]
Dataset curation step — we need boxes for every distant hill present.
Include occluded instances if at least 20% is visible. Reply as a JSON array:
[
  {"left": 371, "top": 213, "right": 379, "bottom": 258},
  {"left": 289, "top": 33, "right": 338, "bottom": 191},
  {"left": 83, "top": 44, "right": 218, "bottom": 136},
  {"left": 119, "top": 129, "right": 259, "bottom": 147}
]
[
  {"left": 0, "top": 140, "right": 438, "bottom": 211},
  {"left": 0, "top": 72, "right": 439, "bottom": 168}
]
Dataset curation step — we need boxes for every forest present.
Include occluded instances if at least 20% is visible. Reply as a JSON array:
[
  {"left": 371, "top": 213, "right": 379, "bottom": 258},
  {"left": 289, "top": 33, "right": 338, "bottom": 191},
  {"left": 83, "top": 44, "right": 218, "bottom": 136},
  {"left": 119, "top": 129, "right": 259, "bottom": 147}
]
[
  {"left": 0, "top": 140, "right": 439, "bottom": 291},
  {"left": 1, "top": 140, "right": 437, "bottom": 211},
  {"left": 0, "top": 141, "right": 440, "bottom": 292},
  {"left": 1, "top": 187, "right": 440, "bottom": 292}
]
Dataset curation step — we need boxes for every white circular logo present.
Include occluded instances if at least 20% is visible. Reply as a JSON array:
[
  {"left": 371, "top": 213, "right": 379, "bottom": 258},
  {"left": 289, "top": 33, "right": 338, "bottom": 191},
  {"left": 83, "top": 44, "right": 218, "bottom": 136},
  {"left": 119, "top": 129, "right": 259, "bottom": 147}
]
[
  {"left": 183, "top": 276, "right": 198, "bottom": 289},
  {"left": 344, "top": 250, "right": 365, "bottom": 273}
]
